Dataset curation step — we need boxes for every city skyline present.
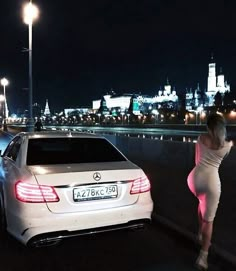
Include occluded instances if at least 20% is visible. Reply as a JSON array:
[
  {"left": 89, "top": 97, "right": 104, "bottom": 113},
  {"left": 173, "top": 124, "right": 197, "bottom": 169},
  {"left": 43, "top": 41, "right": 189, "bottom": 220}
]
[{"left": 1, "top": 1, "right": 236, "bottom": 113}]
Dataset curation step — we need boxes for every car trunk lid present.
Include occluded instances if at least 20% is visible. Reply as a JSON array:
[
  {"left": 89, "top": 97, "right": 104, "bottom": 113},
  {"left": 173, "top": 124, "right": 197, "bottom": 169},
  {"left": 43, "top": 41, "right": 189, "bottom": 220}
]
[{"left": 30, "top": 161, "right": 143, "bottom": 213}]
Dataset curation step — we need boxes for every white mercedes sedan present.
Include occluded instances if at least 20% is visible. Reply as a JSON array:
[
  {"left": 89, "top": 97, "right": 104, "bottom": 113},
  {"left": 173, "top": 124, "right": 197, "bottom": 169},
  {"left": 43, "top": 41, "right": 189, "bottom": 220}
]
[{"left": 0, "top": 131, "right": 153, "bottom": 247}]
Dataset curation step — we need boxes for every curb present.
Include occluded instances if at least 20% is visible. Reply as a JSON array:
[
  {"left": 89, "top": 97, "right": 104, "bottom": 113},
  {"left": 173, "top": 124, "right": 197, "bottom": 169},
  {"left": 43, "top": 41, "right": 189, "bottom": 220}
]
[{"left": 152, "top": 213, "right": 236, "bottom": 267}]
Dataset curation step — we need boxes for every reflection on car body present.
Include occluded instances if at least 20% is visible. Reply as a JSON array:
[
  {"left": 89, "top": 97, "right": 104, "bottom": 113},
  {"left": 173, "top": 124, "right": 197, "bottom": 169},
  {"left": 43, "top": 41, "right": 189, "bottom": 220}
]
[{"left": 0, "top": 131, "right": 153, "bottom": 247}]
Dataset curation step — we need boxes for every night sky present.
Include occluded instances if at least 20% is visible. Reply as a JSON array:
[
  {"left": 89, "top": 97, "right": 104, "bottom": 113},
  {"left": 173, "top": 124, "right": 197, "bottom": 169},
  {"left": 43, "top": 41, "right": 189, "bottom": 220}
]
[{"left": 1, "top": 0, "right": 236, "bottom": 113}]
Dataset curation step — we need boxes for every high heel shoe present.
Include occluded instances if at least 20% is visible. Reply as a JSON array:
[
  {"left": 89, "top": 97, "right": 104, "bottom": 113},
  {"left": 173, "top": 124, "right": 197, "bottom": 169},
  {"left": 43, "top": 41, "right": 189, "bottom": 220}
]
[{"left": 195, "top": 250, "right": 208, "bottom": 270}]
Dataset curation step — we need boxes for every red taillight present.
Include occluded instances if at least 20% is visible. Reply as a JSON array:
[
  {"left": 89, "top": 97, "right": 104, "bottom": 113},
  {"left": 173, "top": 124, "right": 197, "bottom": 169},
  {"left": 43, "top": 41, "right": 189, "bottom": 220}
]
[
  {"left": 15, "top": 181, "right": 59, "bottom": 203},
  {"left": 130, "top": 176, "right": 151, "bottom": 194}
]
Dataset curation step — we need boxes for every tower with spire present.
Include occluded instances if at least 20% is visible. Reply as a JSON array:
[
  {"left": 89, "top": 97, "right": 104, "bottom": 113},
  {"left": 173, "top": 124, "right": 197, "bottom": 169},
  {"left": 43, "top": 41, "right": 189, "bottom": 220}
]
[
  {"left": 207, "top": 53, "right": 217, "bottom": 93},
  {"left": 44, "top": 99, "right": 51, "bottom": 116},
  {"left": 205, "top": 53, "right": 230, "bottom": 106},
  {"left": 186, "top": 55, "right": 231, "bottom": 110}
]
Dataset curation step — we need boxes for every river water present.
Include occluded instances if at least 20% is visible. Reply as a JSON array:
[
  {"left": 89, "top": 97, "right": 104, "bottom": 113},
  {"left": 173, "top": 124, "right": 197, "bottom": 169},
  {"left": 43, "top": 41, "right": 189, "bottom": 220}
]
[{"left": 46, "top": 125, "right": 236, "bottom": 144}]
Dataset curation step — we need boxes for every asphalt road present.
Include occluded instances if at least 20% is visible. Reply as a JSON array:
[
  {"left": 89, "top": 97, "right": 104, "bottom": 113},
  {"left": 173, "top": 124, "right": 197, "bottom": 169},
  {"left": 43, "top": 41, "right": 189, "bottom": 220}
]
[
  {"left": 0, "top": 130, "right": 235, "bottom": 271},
  {"left": 0, "top": 222, "right": 235, "bottom": 271}
]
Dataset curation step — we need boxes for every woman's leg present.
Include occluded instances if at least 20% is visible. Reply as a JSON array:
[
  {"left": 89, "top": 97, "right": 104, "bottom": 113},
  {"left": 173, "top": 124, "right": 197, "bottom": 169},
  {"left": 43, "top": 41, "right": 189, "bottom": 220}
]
[
  {"left": 196, "top": 205, "right": 213, "bottom": 270},
  {"left": 198, "top": 204, "right": 203, "bottom": 242},
  {"left": 199, "top": 190, "right": 217, "bottom": 251},
  {"left": 201, "top": 220, "right": 213, "bottom": 252},
  {"left": 196, "top": 220, "right": 213, "bottom": 270}
]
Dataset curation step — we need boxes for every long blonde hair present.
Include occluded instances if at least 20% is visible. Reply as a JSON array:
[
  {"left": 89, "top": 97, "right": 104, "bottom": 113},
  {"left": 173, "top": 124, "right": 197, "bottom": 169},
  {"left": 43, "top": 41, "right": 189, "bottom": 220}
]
[{"left": 207, "top": 113, "right": 226, "bottom": 148}]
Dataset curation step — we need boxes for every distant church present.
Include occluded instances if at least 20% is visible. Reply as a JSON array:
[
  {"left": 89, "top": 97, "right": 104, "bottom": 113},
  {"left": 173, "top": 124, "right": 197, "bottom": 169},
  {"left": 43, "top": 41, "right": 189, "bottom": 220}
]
[
  {"left": 185, "top": 55, "right": 230, "bottom": 110},
  {"left": 205, "top": 55, "right": 230, "bottom": 106}
]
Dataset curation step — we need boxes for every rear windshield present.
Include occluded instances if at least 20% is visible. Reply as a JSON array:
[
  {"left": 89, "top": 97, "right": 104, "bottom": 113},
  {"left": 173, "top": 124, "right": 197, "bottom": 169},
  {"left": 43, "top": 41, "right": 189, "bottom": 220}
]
[{"left": 27, "top": 137, "right": 126, "bottom": 165}]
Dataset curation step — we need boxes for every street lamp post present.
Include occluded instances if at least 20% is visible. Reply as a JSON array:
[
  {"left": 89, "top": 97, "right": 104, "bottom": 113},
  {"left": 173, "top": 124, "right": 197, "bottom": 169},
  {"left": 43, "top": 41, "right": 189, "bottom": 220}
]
[
  {"left": 127, "top": 113, "right": 130, "bottom": 124},
  {"left": 0, "top": 95, "right": 5, "bottom": 129},
  {"left": 196, "top": 106, "right": 203, "bottom": 125},
  {"left": 97, "top": 113, "right": 101, "bottom": 124},
  {"left": 23, "top": 1, "right": 39, "bottom": 132},
  {"left": 121, "top": 112, "right": 125, "bottom": 125},
  {"left": 0, "top": 77, "right": 9, "bottom": 131}
]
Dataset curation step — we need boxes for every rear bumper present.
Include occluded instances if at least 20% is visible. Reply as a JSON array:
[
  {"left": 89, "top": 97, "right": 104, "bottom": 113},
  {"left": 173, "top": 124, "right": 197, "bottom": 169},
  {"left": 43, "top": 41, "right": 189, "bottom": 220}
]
[
  {"left": 27, "top": 218, "right": 151, "bottom": 247},
  {"left": 7, "top": 200, "right": 153, "bottom": 246}
]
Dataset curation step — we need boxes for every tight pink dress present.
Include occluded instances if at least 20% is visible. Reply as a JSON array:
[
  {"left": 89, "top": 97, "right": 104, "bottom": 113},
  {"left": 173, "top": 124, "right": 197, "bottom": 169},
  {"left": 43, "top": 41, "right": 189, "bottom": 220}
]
[{"left": 187, "top": 136, "right": 232, "bottom": 222}]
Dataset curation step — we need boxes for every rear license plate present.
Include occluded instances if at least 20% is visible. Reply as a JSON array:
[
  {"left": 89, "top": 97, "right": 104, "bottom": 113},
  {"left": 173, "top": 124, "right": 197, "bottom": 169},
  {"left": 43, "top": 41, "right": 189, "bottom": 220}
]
[{"left": 73, "top": 185, "right": 118, "bottom": 202}]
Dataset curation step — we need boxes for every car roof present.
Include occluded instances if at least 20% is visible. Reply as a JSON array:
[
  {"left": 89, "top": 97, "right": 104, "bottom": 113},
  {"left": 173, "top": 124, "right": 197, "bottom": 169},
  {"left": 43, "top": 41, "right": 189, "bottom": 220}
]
[{"left": 15, "top": 131, "right": 105, "bottom": 139}]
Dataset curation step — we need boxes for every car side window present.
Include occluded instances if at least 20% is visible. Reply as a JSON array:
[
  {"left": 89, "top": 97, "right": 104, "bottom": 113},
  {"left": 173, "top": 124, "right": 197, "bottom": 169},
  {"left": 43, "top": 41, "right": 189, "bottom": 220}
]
[{"left": 4, "top": 136, "right": 22, "bottom": 161}]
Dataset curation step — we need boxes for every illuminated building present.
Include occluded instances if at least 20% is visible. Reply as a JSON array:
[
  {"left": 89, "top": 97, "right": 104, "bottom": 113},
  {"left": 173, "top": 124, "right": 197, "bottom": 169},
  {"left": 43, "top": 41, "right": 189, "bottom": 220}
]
[
  {"left": 185, "top": 55, "right": 231, "bottom": 110},
  {"left": 92, "top": 79, "right": 179, "bottom": 115},
  {"left": 185, "top": 84, "right": 203, "bottom": 111},
  {"left": 152, "top": 79, "right": 178, "bottom": 106},
  {"left": 64, "top": 108, "right": 90, "bottom": 117},
  {"left": 44, "top": 99, "right": 51, "bottom": 116},
  {"left": 206, "top": 55, "right": 230, "bottom": 106}
]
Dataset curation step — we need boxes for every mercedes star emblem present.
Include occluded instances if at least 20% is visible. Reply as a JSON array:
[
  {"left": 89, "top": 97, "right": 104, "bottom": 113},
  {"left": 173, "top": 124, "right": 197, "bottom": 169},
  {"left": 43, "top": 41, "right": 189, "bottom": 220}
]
[{"left": 93, "top": 172, "right": 101, "bottom": 181}]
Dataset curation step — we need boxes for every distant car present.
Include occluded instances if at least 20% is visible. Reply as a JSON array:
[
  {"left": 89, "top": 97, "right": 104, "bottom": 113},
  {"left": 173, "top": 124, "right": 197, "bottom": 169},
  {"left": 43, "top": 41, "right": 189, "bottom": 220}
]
[{"left": 0, "top": 131, "right": 153, "bottom": 247}]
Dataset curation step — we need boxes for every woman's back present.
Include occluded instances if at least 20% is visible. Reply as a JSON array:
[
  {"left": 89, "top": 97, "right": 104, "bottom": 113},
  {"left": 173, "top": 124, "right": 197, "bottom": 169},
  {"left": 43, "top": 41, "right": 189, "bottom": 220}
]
[{"left": 195, "top": 135, "right": 233, "bottom": 169}]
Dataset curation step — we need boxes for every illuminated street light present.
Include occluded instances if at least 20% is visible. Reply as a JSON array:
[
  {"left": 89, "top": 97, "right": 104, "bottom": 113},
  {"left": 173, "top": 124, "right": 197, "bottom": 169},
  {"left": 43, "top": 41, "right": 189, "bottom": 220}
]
[
  {"left": 97, "top": 113, "right": 101, "bottom": 124},
  {"left": 151, "top": 109, "right": 159, "bottom": 125},
  {"left": 127, "top": 113, "right": 130, "bottom": 124},
  {"left": 121, "top": 112, "right": 125, "bottom": 125},
  {"left": 196, "top": 105, "right": 204, "bottom": 125},
  {"left": 23, "top": 1, "right": 39, "bottom": 132},
  {"left": 1, "top": 77, "right": 9, "bottom": 131}
]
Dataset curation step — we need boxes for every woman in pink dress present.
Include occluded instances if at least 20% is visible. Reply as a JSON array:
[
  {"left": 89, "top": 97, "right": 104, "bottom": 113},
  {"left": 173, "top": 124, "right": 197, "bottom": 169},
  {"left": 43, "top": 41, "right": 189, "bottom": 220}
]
[{"left": 187, "top": 113, "right": 233, "bottom": 270}]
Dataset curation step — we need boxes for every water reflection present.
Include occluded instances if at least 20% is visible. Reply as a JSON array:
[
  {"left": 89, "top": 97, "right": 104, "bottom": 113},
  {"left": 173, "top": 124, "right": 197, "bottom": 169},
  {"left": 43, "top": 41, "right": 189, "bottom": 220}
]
[
  {"left": 51, "top": 126, "right": 236, "bottom": 145},
  {"left": 120, "top": 133, "right": 198, "bottom": 142},
  {"left": 116, "top": 133, "right": 235, "bottom": 144}
]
